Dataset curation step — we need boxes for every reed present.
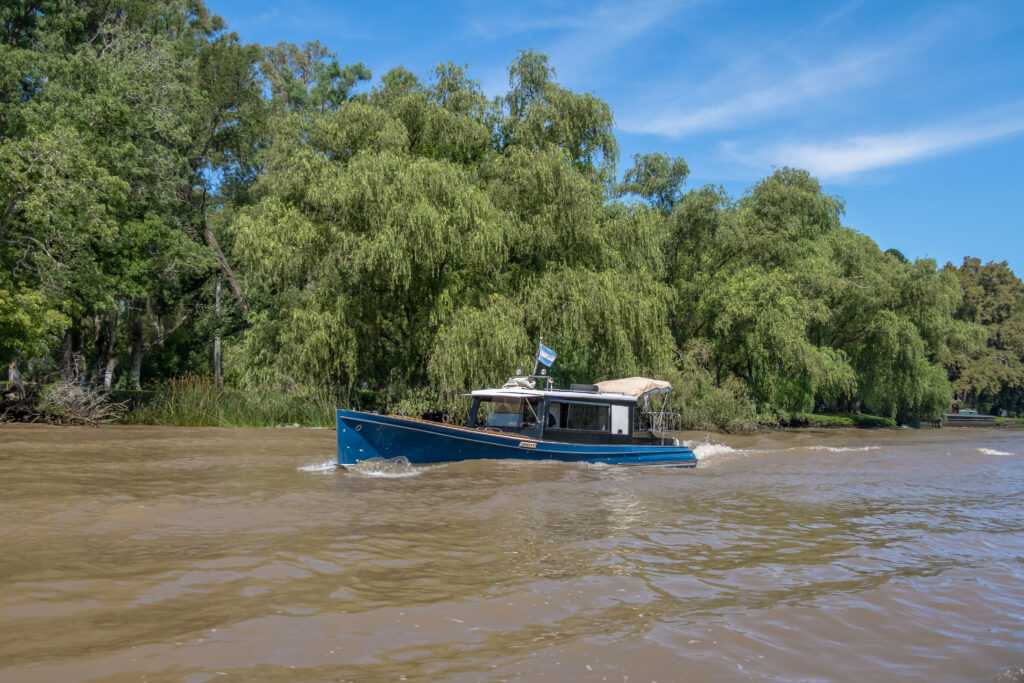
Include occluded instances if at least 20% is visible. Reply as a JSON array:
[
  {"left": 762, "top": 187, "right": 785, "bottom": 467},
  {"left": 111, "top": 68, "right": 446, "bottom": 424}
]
[
  {"left": 788, "top": 413, "right": 897, "bottom": 428},
  {"left": 129, "top": 376, "right": 335, "bottom": 428}
]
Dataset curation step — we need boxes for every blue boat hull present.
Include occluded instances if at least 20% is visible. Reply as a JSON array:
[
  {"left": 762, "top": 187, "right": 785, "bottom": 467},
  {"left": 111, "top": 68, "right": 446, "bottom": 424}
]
[{"left": 336, "top": 409, "right": 696, "bottom": 466}]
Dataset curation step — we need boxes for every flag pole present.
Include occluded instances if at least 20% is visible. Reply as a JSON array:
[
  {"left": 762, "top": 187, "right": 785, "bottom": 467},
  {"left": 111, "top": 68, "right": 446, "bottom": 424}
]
[{"left": 531, "top": 336, "right": 542, "bottom": 376}]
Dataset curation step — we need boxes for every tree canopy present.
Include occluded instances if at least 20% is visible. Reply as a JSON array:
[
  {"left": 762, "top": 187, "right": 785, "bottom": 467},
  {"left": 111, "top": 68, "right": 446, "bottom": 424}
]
[{"left": 2, "top": 0, "right": 1020, "bottom": 426}]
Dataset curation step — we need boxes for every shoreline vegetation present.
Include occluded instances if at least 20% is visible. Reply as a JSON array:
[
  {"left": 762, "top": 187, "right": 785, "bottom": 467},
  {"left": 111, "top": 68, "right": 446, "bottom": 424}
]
[
  {"left": 2, "top": 2, "right": 1023, "bottom": 431},
  {"left": 8, "top": 379, "right": 1024, "bottom": 432}
]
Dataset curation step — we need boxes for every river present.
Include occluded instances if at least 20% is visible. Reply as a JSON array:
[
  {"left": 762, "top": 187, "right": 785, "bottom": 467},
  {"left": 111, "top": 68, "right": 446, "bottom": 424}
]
[{"left": 1, "top": 425, "right": 1022, "bottom": 682}]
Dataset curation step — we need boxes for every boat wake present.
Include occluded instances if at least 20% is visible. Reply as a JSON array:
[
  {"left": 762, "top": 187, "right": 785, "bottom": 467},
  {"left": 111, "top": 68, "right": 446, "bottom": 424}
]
[
  {"left": 976, "top": 448, "right": 1015, "bottom": 456},
  {"left": 298, "top": 459, "right": 338, "bottom": 473},
  {"left": 791, "top": 445, "right": 881, "bottom": 453},
  {"left": 345, "top": 456, "right": 430, "bottom": 477},
  {"left": 684, "top": 439, "right": 741, "bottom": 460}
]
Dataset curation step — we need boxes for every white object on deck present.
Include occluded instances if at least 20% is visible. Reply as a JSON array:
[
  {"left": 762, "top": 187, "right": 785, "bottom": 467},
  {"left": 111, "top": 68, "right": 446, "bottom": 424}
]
[{"left": 594, "top": 377, "right": 671, "bottom": 397}]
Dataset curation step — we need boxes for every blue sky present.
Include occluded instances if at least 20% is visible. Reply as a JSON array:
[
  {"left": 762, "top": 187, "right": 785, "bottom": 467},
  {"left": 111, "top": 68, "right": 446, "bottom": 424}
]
[{"left": 211, "top": 0, "right": 1024, "bottom": 273}]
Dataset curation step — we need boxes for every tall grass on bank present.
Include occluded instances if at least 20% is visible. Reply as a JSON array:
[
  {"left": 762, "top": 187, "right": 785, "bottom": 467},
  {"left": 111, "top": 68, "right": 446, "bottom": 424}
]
[
  {"left": 129, "top": 376, "right": 335, "bottom": 427},
  {"left": 787, "top": 413, "right": 897, "bottom": 428}
]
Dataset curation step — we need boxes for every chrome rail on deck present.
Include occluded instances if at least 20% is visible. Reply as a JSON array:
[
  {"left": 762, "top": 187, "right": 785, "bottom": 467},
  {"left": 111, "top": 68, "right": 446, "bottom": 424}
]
[{"left": 635, "top": 410, "right": 683, "bottom": 444}]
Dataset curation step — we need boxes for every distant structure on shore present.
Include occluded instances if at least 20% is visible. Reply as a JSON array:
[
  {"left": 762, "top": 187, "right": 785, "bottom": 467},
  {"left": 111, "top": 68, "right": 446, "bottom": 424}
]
[{"left": 944, "top": 408, "right": 996, "bottom": 427}]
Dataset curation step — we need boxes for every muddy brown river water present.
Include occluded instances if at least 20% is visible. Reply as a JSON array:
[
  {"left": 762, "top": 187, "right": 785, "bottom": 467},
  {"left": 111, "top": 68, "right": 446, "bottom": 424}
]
[{"left": 1, "top": 425, "right": 1023, "bottom": 682}]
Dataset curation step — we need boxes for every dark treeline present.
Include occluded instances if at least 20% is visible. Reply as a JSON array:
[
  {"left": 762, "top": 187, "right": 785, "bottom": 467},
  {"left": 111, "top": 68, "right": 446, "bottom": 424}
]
[{"left": 2, "top": 1, "right": 1022, "bottom": 429}]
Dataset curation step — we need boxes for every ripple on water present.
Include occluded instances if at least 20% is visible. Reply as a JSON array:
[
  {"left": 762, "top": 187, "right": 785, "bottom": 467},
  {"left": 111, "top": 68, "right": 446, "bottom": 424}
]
[
  {"left": 790, "top": 445, "right": 882, "bottom": 452},
  {"left": 344, "top": 456, "right": 436, "bottom": 478},
  {"left": 299, "top": 456, "right": 436, "bottom": 477},
  {"left": 297, "top": 459, "right": 338, "bottom": 473},
  {"left": 3, "top": 424, "right": 1024, "bottom": 682},
  {"left": 976, "top": 448, "right": 1016, "bottom": 456}
]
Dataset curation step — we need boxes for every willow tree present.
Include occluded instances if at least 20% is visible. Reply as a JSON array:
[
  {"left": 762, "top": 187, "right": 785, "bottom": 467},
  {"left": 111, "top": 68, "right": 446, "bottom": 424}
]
[
  {"left": 228, "top": 52, "right": 680, "bottom": 416},
  {"left": 946, "top": 257, "right": 1024, "bottom": 414},
  {"left": 661, "top": 169, "right": 855, "bottom": 416},
  {"left": 828, "top": 252, "right": 968, "bottom": 420},
  {"left": 654, "top": 167, "right": 971, "bottom": 421},
  {"left": 232, "top": 98, "right": 512, "bottom": 397},
  {"left": 617, "top": 152, "right": 690, "bottom": 213},
  {"left": 500, "top": 50, "right": 618, "bottom": 182}
]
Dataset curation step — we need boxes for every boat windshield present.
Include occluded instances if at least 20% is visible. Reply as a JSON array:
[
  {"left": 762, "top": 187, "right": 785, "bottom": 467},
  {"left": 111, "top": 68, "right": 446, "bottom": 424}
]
[{"left": 478, "top": 397, "right": 539, "bottom": 428}]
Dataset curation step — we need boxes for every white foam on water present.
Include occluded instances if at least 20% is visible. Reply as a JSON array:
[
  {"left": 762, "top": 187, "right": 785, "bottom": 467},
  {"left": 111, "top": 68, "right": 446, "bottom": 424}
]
[
  {"left": 976, "top": 448, "right": 1014, "bottom": 456},
  {"left": 345, "top": 456, "right": 429, "bottom": 478},
  {"left": 298, "top": 459, "right": 338, "bottom": 473},
  {"left": 792, "top": 445, "right": 881, "bottom": 453},
  {"left": 580, "top": 461, "right": 613, "bottom": 470},
  {"left": 684, "top": 439, "right": 740, "bottom": 460}
]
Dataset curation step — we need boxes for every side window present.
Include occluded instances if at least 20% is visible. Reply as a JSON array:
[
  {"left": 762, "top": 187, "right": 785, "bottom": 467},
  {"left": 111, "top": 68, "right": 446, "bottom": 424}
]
[
  {"left": 548, "top": 401, "right": 609, "bottom": 431},
  {"left": 481, "top": 399, "right": 523, "bottom": 427},
  {"left": 567, "top": 403, "right": 609, "bottom": 431}
]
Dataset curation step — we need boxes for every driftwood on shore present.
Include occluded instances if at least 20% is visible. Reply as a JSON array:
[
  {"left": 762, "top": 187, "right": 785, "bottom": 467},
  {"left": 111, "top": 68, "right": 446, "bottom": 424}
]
[
  {"left": 1, "top": 381, "right": 126, "bottom": 425},
  {"left": 1, "top": 383, "right": 42, "bottom": 422}
]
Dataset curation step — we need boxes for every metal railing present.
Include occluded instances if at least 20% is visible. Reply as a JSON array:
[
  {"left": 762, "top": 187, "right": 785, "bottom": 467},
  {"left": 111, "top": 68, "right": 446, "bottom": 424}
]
[{"left": 634, "top": 410, "right": 683, "bottom": 444}]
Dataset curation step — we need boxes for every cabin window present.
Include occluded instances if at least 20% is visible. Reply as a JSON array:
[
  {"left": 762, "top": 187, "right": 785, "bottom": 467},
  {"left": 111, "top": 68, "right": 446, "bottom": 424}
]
[
  {"left": 548, "top": 401, "right": 609, "bottom": 432},
  {"left": 477, "top": 398, "right": 539, "bottom": 428}
]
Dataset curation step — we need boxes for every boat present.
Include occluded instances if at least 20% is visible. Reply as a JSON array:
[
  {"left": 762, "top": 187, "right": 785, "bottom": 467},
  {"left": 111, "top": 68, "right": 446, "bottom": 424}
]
[
  {"left": 943, "top": 408, "right": 996, "bottom": 427},
  {"left": 336, "top": 342, "right": 696, "bottom": 467}
]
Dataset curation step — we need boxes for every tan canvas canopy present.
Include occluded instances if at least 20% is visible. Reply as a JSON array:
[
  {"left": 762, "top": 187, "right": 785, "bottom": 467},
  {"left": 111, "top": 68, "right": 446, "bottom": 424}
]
[{"left": 595, "top": 377, "right": 671, "bottom": 397}]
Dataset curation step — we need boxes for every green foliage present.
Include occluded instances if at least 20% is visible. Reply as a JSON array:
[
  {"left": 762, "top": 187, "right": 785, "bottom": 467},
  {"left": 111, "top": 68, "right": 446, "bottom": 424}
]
[
  {"left": 260, "top": 40, "right": 370, "bottom": 112},
  {"left": 668, "top": 340, "right": 758, "bottom": 433},
  {"left": 426, "top": 298, "right": 531, "bottom": 413},
  {"left": 500, "top": 50, "right": 618, "bottom": 182},
  {"left": 946, "top": 257, "right": 1024, "bottom": 415},
  {"left": 4, "top": 1, "right": 1019, "bottom": 431},
  {"left": 660, "top": 169, "right": 980, "bottom": 422},
  {"left": 789, "top": 413, "right": 896, "bottom": 428},
  {"left": 0, "top": 282, "right": 68, "bottom": 363},
  {"left": 618, "top": 153, "right": 689, "bottom": 213},
  {"left": 130, "top": 375, "right": 334, "bottom": 427}
]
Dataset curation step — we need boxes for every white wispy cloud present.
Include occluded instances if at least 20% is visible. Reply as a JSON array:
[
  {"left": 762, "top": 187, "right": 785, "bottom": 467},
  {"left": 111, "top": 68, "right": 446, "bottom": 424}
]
[
  {"left": 622, "top": 49, "right": 886, "bottom": 137},
  {"left": 545, "top": 0, "right": 690, "bottom": 81},
  {"left": 617, "top": 6, "right": 962, "bottom": 138},
  {"left": 472, "top": 0, "right": 692, "bottom": 94},
  {"left": 726, "top": 104, "right": 1024, "bottom": 179}
]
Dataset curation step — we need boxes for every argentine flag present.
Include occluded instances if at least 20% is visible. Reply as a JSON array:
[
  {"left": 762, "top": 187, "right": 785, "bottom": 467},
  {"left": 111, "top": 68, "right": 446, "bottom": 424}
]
[{"left": 537, "top": 342, "right": 557, "bottom": 367}]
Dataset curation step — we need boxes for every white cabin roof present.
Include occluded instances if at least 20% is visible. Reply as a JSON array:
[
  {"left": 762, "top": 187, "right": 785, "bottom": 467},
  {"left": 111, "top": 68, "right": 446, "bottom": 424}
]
[{"left": 467, "top": 387, "right": 638, "bottom": 403}]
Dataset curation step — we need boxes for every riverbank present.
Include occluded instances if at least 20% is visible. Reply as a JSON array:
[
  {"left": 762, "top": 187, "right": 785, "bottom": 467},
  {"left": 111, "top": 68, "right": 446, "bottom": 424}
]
[
  {"left": 4, "top": 380, "right": 1020, "bottom": 431},
  {"left": 125, "top": 377, "right": 336, "bottom": 428},
  {"left": 1, "top": 379, "right": 336, "bottom": 428}
]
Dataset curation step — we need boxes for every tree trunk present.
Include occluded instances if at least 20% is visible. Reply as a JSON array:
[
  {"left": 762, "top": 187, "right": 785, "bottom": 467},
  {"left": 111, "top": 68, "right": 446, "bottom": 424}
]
[
  {"left": 129, "top": 349, "right": 143, "bottom": 391},
  {"left": 129, "top": 310, "right": 145, "bottom": 391},
  {"left": 7, "top": 358, "right": 23, "bottom": 395},
  {"left": 61, "top": 327, "right": 81, "bottom": 381},
  {"left": 203, "top": 223, "right": 249, "bottom": 313},
  {"left": 214, "top": 277, "right": 223, "bottom": 390},
  {"left": 103, "top": 357, "right": 117, "bottom": 390},
  {"left": 93, "top": 314, "right": 117, "bottom": 388}
]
